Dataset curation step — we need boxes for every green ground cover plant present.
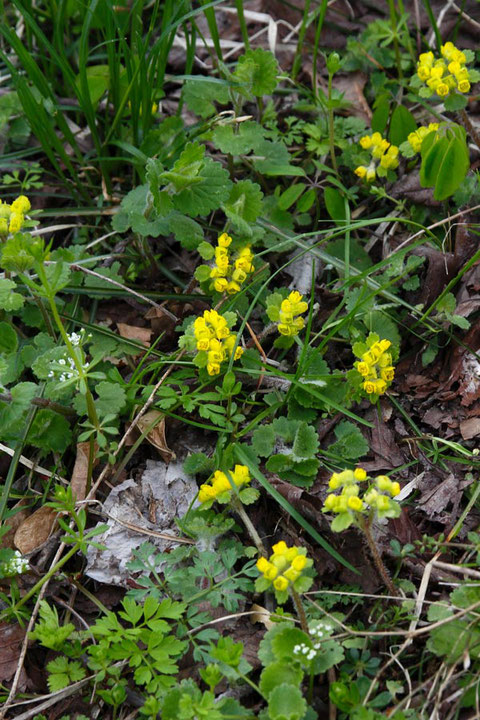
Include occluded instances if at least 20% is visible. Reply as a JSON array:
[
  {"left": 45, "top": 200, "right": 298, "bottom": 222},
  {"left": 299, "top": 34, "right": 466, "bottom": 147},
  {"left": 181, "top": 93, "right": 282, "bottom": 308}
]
[{"left": 1, "top": 1, "right": 480, "bottom": 718}]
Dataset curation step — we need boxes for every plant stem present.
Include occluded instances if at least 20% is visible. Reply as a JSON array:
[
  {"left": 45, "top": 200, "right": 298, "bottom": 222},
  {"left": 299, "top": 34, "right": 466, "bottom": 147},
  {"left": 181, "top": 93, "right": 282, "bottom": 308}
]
[
  {"left": 360, "top": 518, "right": 397, "bottom": 597},
  {"left": 4, "top": 544, "right": 79, "bottom": 617},
  {"left": 327, "top": 71, "right": 338, "bottom": 174},
  {"left": 232, "top": 499, "right": 266, "bottom": 555},
  {"left": 0, "top": 391, "right": 76, "bottom": 417},
  {"left": 235, "top": 0, "right": 250, "bottom": 51},
  {"left": 386, "top": 0, "right": 403, "bottom": 79},
  {"left": 292, "top": 0, "right": 311, "bottom": 81},
  {"left": 291, "top": 588, "right": 309, "bottom": 634}
]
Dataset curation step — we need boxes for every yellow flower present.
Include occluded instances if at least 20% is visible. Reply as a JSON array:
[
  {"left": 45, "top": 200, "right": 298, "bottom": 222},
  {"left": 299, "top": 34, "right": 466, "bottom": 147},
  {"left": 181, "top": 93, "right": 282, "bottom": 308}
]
[
  {"left": 8, "top": 212, "right": 23, "bottom": 234},
  {"left": 436, "top": 82, "right": 449, "bottom": 97},
  {"left": 364, "top": 380, "right": 376, "bottom": 394},
  {"left": 291, "top": 555, "right": 307, "bottom": 572},
  {"left": 198, "top": 484, "right": 217, "bottom": 503},
  {"left": 355, "top": 166, "right": 367, "bottom": 179},
  {"left": 257, "top": 557, "right": 270, "bottom": 573},
  {"left": 265, "top": 564, "right": 279, "bottom": 581},
  {"left": 11, "top": 195, "right": 31, "bottom": 214},
  {"left": 284, "top": 567, "right": 300, "bottom": 583},
  {"left": 391, "top": 481, "right": 401, "bottom": 497},
  {"left": 273, "top": 576, "right": 289, "bottom": 592},
  {"left": 272, "top": 541, "right": 288, "bottom": 555},
  {"left": 347, "top": 496, "right": 363, "bottom": 511},
  {"left": 354, "top": 468, "right": 367, "bottom": 481}
]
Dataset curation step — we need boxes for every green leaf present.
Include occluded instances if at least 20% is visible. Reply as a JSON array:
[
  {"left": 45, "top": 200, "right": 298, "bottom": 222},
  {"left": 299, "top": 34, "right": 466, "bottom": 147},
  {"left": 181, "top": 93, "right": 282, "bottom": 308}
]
[
  {"left": 212, "top": 121, "right": 265, "bottom": 155},
  {"left": 259, "top": 662, "right": 303, "bottom": 698},
  {"left": 95, "top": 381, "right": 126, "bottom": 418},
  {"left": 41, "top": 262, "right": 71, "bottom": 296},
  {"left": 278, "top": 183, "right": 306, "bottom": 211},
  {"left": 183, "top": 77, "right": 230, "bottom": 118},
  {"left": 28, "top": 410, "right": 72, "bottom": 453},
  {"left": 183, "top": 452, "right": 214, "bottom": 475},
  {"left": 314, "top": 639, "right": 345, "bottom": 673},
  {"left": 388, "top": 104, "right": 417, "bottom": 146},
  {"left": 420, "top": 123, "right": 470, "bottom": 201},
  {"left": 331, "top": 512, "right": 355, "bottom": 531},
  {"left": 324, "top": 186, "right": 347, "bottom": 226},
  {"left": 271, "top": 627, "right": 310, "bottom": 660},
  {"left": 170, "top": 213, "right": 204, "bottom": 249},
  {"left": 328, "top": 420, "right": 368, "bottom": 460},
  {"left": 252, "top": 424, "right": 276, "bottom": 457},
  {"left": 47, "top": 657, "right": 86, "bottom": 692},
  {"left": 197, "top": 241, "right": 215, "bottom": 260},
  {"left": 0, "top": 322, "right": 18, "bottom": 354},
  {"left": 234, "top": 48, "right": 279, "bottom": 97},
  {"left": 292, "top": 422, "right": 319, "bottom": 459},
  {"left": 75, "top": 64, "right": 110, "bottom": 106},
  {"left": 83, "top": 262, "right": 123, "bottom": 298},
  {"left": 0, "top": 278, "right": 24, "bottom": 312},
  {"left": 268, "top": 683, "right": 307, "bottom": 720},
  {"left": 364, "top": 310, "right": 400, "bottom": 349},
  {"left": 173, "top": 157, "right": 232, "bottom": 218},
  {"left": 371, "top": 94, "right": 390, "bottom": 134},
  {"left": 444, "top": 93, "right": 468, "bottom": 112},
  {"left": 223, "top": 180, "right": 263, "bottom": 236}
]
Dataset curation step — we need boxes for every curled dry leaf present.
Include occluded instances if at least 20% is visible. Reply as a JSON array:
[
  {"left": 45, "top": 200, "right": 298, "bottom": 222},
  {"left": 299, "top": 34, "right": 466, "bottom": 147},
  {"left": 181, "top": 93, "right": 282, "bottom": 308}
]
[
  {"left": 136, "top": 410, "right": 176, "bottom": 463},
  {"left": 70, "top": 441, "right": 93, "bottom": 502},
  {"left": 14, "top": 506, "right": 57, "bottom": 555},
  {"left": 250, "top": 604, "right": 274, "bottom": 630}
]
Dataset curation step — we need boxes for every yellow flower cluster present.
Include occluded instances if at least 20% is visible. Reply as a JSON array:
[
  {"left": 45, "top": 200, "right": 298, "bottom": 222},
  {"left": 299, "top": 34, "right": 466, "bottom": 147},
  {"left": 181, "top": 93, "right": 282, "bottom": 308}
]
[
  {"left": 323, "top": 468, "right": 401, "bottom": 516},
  {"left": 407, "top": 123, "right": 439, "bottom": 153},
  {"left": 0, "top": 195, "right": 31, "bottom": 236},
  {"left": 354, "top": 338, "right": 395, "bottom": 396},
  {"left": 193, "top": 309, "right": 243, "bottom": 376},
  {"left": 209, "top": 232, "right": 255, "bottom": 295},
  {"left": 355, "top": 133, "right": 399, "bottom": 182},
  {"left": 256, "top": 541, "right": 309, "bottom": 592},
  {"left": 417, "top": 43, "right": 471, "bottom": 97},
  {"left": 277, "top": 291, "right": 308, "bottom": 337},
  {"left": 198, "top": 464, "right": 251, "bottom": 504}
]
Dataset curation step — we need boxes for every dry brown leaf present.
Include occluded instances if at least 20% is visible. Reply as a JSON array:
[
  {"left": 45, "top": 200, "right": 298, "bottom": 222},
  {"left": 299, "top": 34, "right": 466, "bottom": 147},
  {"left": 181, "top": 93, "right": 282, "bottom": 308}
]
[
  {"left": 460, "top": 417, "right": 480, "bottom": 440},
  {"left": 334, "top": 72, "right": 372, "bottom": 123},
  {"left": 250, "top": 604, "right": 274, "bottom": 630},
  {"left": 1, "top": 499, "right": 30, "bottom": 550},
  {"left": 70, "top": 442, "right": 91, "bottom": 502},
  {"left": 137, "top": 410, "right": 176, "bottom": 463},
  {"left": 0, "top": 621, "right": 26, "bottom": 683},
  {"left": 117, "top": 323, "right": 152, "bottom": 347},
  {"left": 14, "top": 506, "right": 57, "bottom": 554}
]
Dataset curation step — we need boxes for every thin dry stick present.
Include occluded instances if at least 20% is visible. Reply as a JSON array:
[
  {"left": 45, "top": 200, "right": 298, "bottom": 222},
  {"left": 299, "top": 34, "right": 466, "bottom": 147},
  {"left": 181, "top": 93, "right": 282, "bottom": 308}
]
[{"left": 69, "top": 263, "right": 178, "bottom": 320}]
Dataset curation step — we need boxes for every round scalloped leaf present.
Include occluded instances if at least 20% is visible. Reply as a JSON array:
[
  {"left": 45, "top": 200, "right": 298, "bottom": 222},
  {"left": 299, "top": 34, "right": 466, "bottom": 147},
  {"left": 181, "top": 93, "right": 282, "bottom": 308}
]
[
  {"left": 268, "top": 683, "right": 307, "bottom": 720},
  {"left": 259, "top": 662, "right": 303, "bottom": 699},
  {"left": 234, "top": 48, "right": 279, "bottom": 98},
  {"left": 271, "top": 627, "right": 310, "bottom": 660}
]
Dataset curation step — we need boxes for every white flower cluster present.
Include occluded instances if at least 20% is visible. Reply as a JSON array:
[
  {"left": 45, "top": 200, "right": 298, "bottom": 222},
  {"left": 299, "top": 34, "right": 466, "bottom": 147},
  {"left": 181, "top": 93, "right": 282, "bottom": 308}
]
[
  {"left": 293, "top": 642, "right": 317, "bottom": 662},
  {"left": 1, "top": 550, "right": 29, "bottom": 576},
  {"left": 48, "top": 355, "right": 90, "bottom": 383}
]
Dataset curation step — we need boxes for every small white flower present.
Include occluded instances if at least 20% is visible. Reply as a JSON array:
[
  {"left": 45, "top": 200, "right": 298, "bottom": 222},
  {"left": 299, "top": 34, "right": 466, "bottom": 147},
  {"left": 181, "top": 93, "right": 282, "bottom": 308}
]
[
  {"left": 314, "top": 642, "right": 321, "bottom": 650},
  {"left": 58, "top": 358, "right": 66, "bottom": 365},
  {"left": 307, "top": 650, "right": 316, "bottom": 661}
]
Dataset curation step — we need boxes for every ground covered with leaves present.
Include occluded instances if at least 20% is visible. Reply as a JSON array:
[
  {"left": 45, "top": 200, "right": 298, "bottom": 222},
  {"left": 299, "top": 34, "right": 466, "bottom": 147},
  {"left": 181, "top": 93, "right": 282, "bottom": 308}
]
[{"left": 1, "top": 1, "right": 480, "bottom": 719}]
